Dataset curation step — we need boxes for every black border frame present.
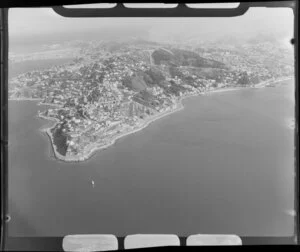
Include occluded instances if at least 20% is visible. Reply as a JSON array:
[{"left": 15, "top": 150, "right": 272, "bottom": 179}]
[
  {"left": 52, "top": 3, "right": 249, "bottom": 17},
  {"left": 1, "top": 7, "right": 9, "bottom": 252},
  {"left": 1, "top": 0, "right": 299, "bottom": 250}
]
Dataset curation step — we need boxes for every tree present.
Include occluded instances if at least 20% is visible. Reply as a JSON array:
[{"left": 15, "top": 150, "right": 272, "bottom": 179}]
[
  {"left": 237, "top": 72, "right": 250, "bottom": 85},
  {"left": 122, "top": 76, "right": 132, "bottom": 89},
  {"left": 145, "top": 68, "right": 165, "bottom": 83},
  {"left": 143, "top": 73, "right": 154, "bottom": 86}
]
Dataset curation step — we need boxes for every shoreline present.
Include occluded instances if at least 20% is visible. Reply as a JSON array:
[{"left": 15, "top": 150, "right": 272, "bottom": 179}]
[
  {"left": 205, "top": 87, "right": 246, "bottom": 94},
  {"left": 8, "top": 98, "right": 43, "bottom": 101},
  {"left": 43, "top": 97, "right": 186, "bottom": 162},
  {"left": 252, "top": 76, "right": 293, "bottom": 88},
  {"left": 37, "top": 114, "right": 72, "bottom": 161},
  {"left": 44, "top": 127, "right": 71, "bottom": 162},
  {"left": 13, "top": 76, "right": 294, "bottom": 162},
  {"left": 39, "top": 86, "right": 250, "bottom": 162}
]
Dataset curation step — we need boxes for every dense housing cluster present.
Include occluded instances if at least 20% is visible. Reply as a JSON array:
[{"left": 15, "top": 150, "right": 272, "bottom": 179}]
[{"left": 9, "top": 39, "right": 294, "bottom": 161}]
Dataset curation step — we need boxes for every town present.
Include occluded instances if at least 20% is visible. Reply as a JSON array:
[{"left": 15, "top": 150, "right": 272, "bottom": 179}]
[{"left": 9, "top": 39, "right": 294, "bottom": 161}]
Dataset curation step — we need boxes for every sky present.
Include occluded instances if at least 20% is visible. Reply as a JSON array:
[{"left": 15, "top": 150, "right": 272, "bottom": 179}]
[{"left": 8, "top": 4, "right": 294, "bottom": 47}]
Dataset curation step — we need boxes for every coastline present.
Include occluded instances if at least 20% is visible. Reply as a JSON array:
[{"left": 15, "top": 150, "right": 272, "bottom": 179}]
[
  {"left": 41, "top": 86, "right": 249, "bottom": 162},
  {"left": 37, "top": 102, "right": 62, "bottom": 107},
  {"left": 205, "top": 87, "right": 246, "bottom": 94},
  {"left": 8, "top": 98, "right": 43, "bottom": 101},
  {"left": 37, "top": 114, "right": 71, "bottom": 161},
  {"left": 45, "top": 127, "right": 71, "bottom": 162},
  {"left": 252, "top": 76, "right": 293, "bottom": 88},
  {"left": 13, "top": 76, "right": 293, "bottom": 162},
  {"left": 43, "top": 96, "right": 186, "bottom": 162}
]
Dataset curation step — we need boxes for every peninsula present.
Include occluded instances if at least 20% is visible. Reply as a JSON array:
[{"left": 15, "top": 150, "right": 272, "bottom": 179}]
[{"left": 9, "top": 39, "right": 294, "bottom": 162}]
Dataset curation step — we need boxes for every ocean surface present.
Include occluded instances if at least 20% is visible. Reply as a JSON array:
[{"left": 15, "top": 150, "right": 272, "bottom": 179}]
[{"left": 8, "top": 80, "right": 295, "bottom": 237}]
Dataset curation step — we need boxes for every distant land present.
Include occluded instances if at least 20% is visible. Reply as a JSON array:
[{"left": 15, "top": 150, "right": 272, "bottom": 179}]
[{"left": 9, "top": 58, "right": 74, "bottom": 79}]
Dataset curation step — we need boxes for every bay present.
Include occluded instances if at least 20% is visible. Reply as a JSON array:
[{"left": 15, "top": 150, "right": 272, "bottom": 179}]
[{"left": 8, "top": 80, "right": 295, "bottom": 237}]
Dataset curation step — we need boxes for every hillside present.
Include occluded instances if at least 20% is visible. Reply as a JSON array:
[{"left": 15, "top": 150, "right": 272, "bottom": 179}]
[
  {"left": 122, "top": 73, "right": 148, "bottom": 91},
  {"left": 152, "top": 48, "right": 227, "bottom": 69}
]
